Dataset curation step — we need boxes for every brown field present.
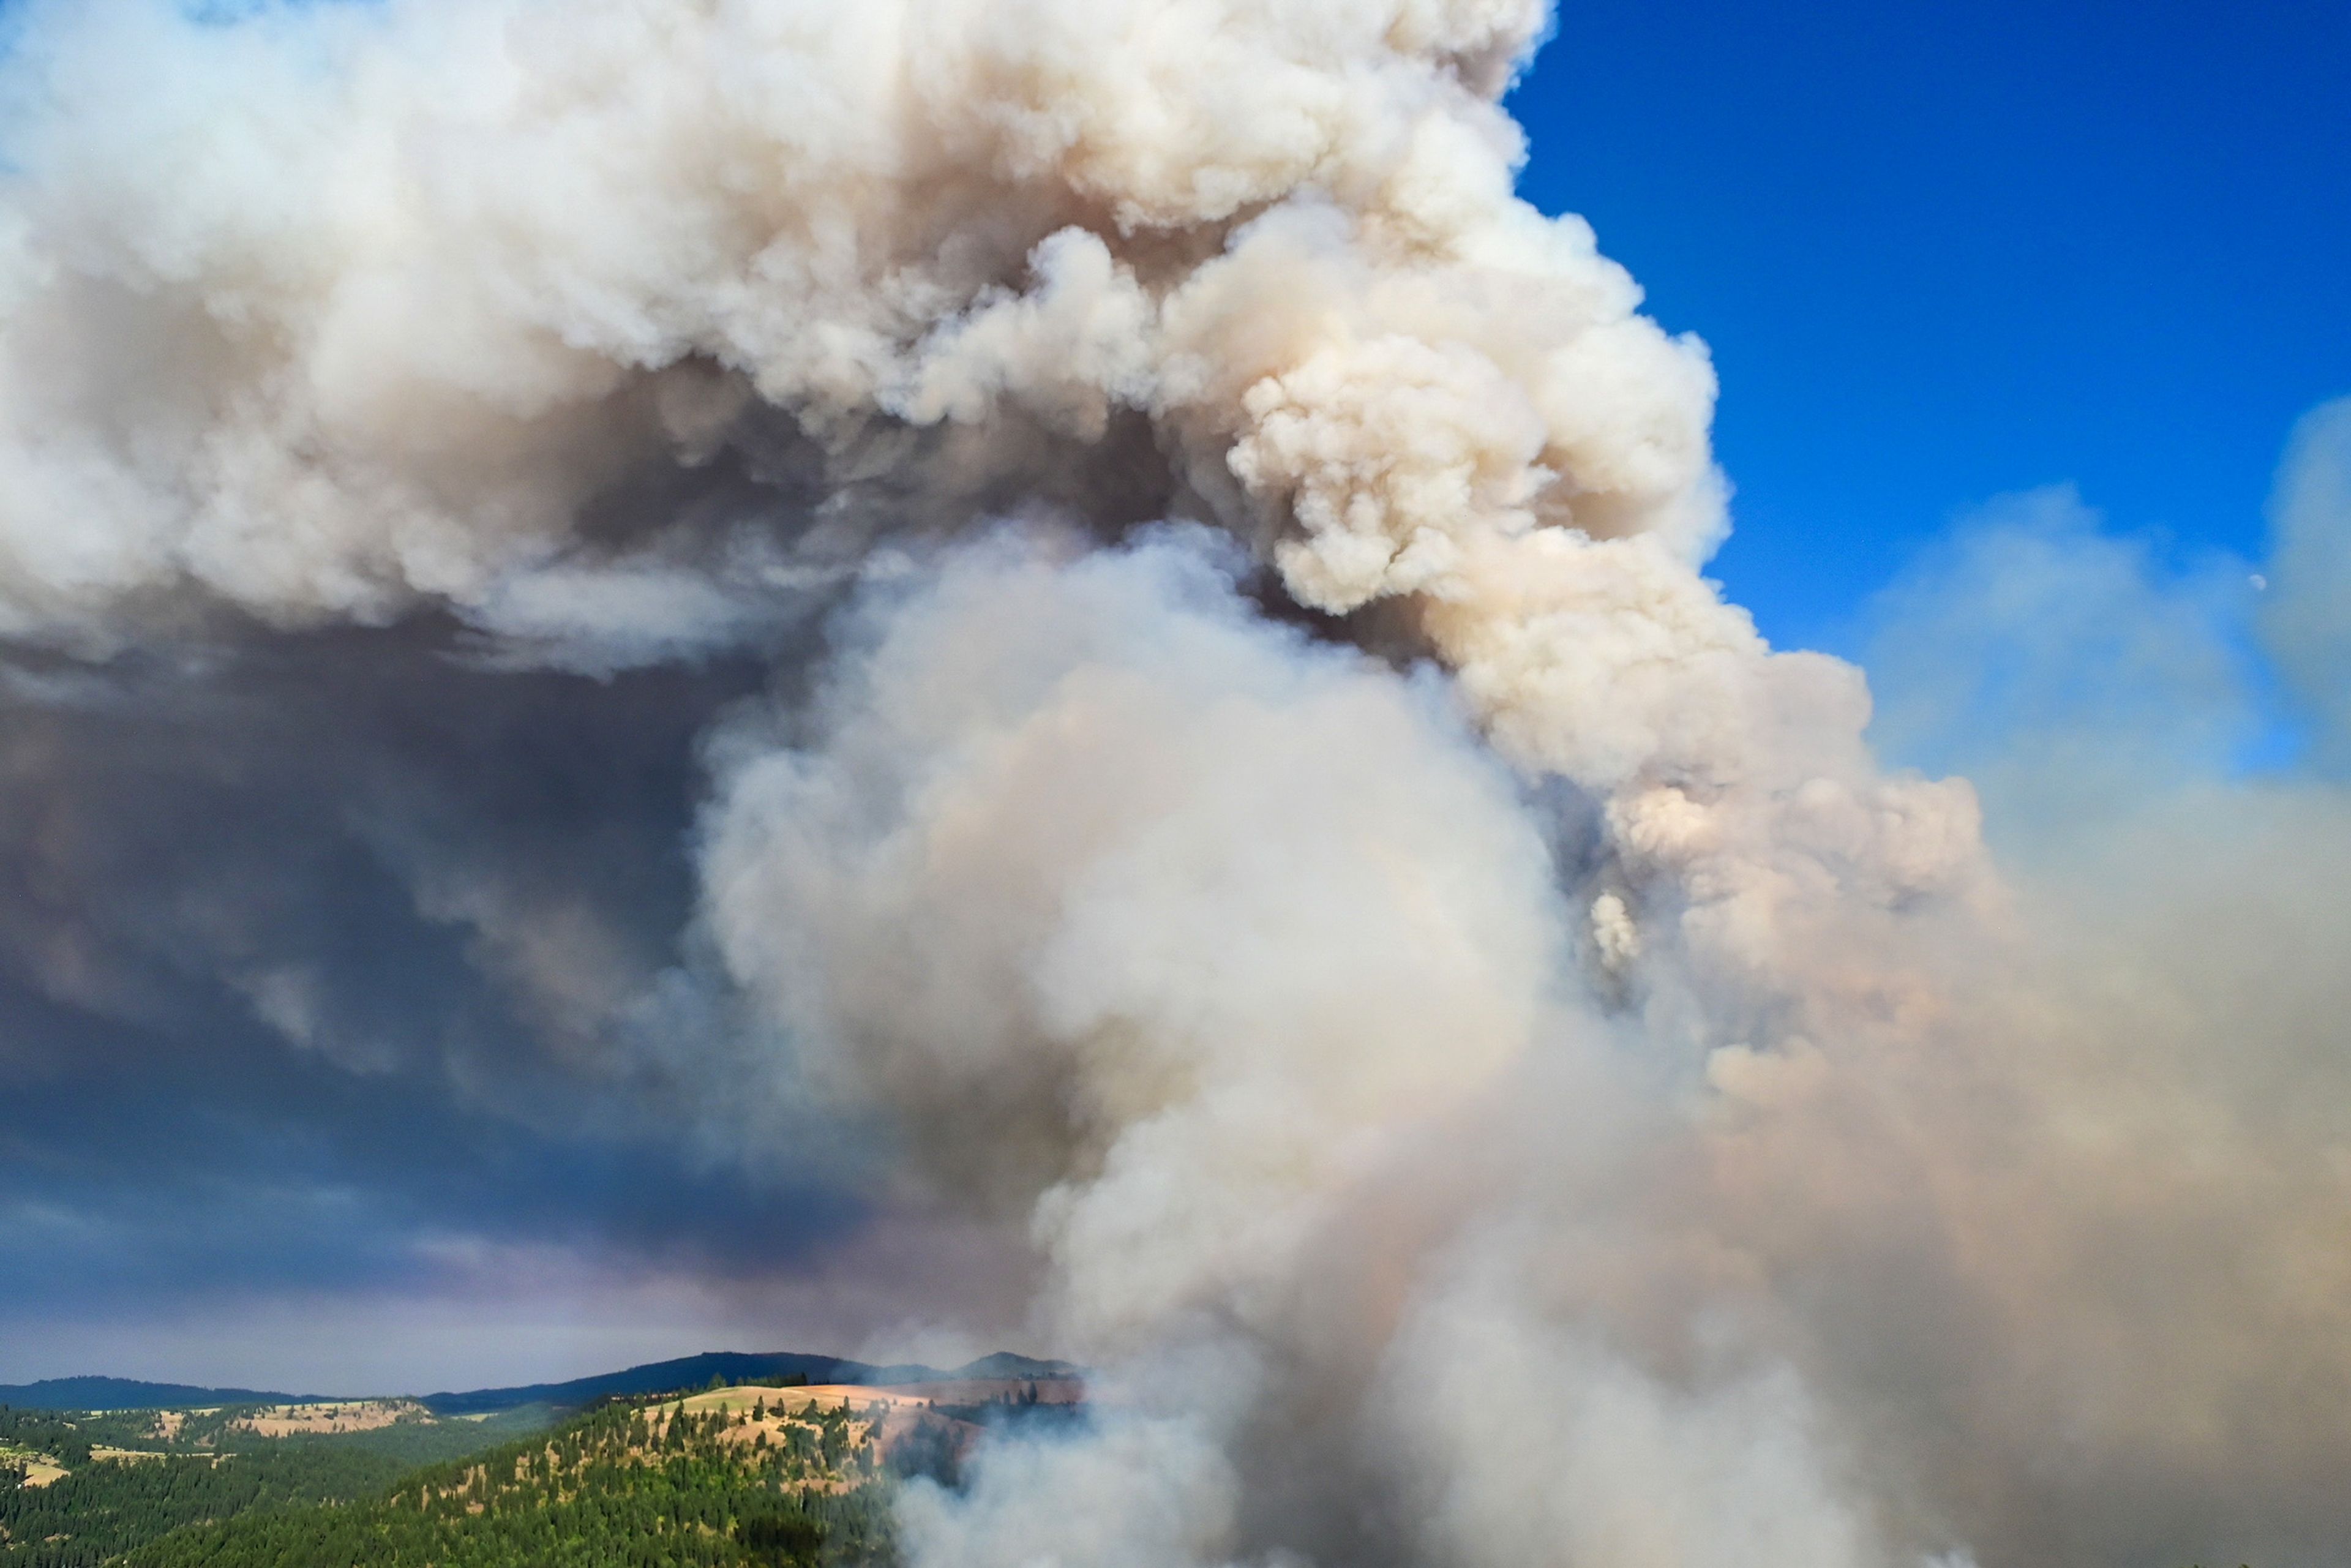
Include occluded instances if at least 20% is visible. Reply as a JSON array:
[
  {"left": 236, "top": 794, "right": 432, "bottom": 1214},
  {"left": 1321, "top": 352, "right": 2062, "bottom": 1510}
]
[
  {"left": 234, "top": 1398, "right": 425, "bottom": 1437},
  {"left": 667, "top": 1384, "right": 986, "bottom": 1479},
  {"left": 13, "top": 1455, "right": 68, "bottom": 1488},
  {"left": 676, "top": 1383, "right": 938, "bottom": 1420},
  {"left": 144, "top": 1409, "right": 194, "bottom": 1441}
]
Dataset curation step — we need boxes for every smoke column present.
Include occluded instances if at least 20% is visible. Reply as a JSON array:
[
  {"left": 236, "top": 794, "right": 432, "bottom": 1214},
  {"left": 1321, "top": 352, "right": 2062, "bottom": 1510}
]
[{"left": 2, "top": 1, "right": 2348, "bottom": 1562}]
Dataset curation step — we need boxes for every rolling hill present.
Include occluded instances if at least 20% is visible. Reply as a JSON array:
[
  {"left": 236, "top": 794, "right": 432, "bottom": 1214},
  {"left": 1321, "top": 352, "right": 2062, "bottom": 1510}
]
[
  {"left": 417, "top": 1351, "right": 1082, "bottom": 1416},
  {"left": 0, "top": 1378, "right": 323, "bottom": 1412},
  {"left": 4, "top": 1351, "right": 1082, "bottom": 1420}
]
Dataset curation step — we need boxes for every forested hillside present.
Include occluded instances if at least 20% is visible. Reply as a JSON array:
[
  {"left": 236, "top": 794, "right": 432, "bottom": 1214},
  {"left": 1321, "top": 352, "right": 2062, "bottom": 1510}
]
[
  {"left": 1, "top": 1384, "right": 958, "bottom": 1567},
  {"left": 2, "top": 1441, "right": 419, "bottom": 1568},
  {"left": 121, "top": 1392, "right": 907, "bottom": 1568},
  {"left": 1, "top": 1402, "right": 550, "bottom": 1567}
]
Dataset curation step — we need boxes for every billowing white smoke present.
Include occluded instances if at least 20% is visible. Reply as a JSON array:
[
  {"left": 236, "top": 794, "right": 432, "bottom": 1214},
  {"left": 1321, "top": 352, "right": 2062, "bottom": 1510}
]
[
  {"left": 703, "top": 530, "right": 1563, "bottom": 1251},
  {"left": 0, "top": 0, "right": 1696, "bottom": 658},
  {"left": 2, "top": 1, "right": 2348, "bottom": 1564},
  {"left": 701, "top": 529, "right": 1900, "bottom": 1566}
]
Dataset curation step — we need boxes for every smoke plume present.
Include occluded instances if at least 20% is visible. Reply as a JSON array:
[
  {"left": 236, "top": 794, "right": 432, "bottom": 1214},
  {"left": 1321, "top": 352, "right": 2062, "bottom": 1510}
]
[{"left": 1, "top": 1, "right": 2346, "bottom": 1564}]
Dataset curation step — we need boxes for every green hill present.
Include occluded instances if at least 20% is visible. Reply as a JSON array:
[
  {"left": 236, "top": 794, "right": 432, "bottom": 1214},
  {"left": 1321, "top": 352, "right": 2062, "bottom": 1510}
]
[{"left": 1, "top": 1384, "right": 939, "bottom": 1567}]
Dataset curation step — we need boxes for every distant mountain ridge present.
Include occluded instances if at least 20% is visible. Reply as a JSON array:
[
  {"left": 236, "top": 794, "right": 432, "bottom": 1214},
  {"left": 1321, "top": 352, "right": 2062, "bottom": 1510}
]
[
  {"left": 0, "top": 1350, "right": 1081, "bottom": 1416},
  {"left": 416, "top": 1352, "right": 868, "bottom": 1416},
  {"left": 416, "top": 1349, "right": 1081, "bottom": 1416},
  {"left": 0, "top": 1375, "right": 327, "bottom": 1410},
  {"left": 943, "top": 1352, "right": 1074, "bottom": 1381}
]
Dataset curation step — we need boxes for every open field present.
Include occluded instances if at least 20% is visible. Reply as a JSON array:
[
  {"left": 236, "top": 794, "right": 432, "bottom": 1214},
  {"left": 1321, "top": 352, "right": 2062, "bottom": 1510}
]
[
  {"left": 666, "top": 1382, "right": 982, "bottom": 1485},
  {"left": 234, "top": 1399, "right": 424, "bottom": 1437},
  {"left": 141, "top": 1412, "right": 192, "bottom": 1443},
  {"left": 679, "top": 1384, "right": 931, "bottom": 1416},
  {"left": 1, "top": 1450, "right": 67, "bottom": 1488}
]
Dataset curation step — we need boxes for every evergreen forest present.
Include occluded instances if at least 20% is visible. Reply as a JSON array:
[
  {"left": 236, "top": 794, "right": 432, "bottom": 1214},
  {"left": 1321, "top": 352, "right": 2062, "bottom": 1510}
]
[{"left": 1, "top": 1390, "right": 917, "bottom": 1568}]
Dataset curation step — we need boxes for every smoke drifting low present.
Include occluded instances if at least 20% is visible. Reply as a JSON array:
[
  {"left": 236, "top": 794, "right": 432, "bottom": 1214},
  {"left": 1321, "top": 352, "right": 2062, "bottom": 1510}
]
[{"left": 1, "top": 1, "right": 2345, "bottom": 1564}]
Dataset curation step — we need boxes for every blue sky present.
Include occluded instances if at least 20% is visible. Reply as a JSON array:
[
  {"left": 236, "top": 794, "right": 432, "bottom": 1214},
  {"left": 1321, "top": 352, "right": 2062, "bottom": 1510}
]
[{"left": 1507, "top": 0, "right": 2351, "bottom": 653}]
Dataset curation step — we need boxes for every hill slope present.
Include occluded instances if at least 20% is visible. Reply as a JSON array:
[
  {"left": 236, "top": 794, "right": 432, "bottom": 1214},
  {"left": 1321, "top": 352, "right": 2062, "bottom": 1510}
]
[
  {"left": 119, "top": 1386, "right": 914, "bottom": 1567},
  {"left": 2, "top": 1400, "right": 557, "bottom": 1566}
]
